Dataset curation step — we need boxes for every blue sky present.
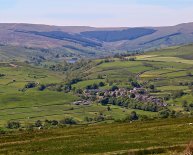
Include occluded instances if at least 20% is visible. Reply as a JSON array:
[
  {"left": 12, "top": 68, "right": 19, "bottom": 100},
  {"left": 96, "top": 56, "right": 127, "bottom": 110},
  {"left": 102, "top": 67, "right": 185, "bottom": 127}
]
[{"left": 0, "top": 0, "right": 193, "bottom": 27}]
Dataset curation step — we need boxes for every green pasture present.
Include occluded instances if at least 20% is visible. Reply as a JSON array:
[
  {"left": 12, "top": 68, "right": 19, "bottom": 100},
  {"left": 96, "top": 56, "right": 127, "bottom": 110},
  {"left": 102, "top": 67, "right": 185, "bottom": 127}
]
[
  {"left": 137, "top": 55, "right": 193, "bottom": 65},
  {"left": 0, "top": 118, "right": 193, "bottom": 155}
]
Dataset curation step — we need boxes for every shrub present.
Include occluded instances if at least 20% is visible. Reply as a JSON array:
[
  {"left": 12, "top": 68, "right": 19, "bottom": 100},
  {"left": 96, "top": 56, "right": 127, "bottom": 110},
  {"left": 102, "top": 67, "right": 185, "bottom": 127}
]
[
  {"left": 158, "top": 109, "right": 170, "bottom": 118},
  {"left": 86, "top": 83, "right": 99, "bottom": 90},
  {"left": 50, "top": 120, "right": 59, "bottom": 126},
  {"left": 35, "top": 120, "right": 42, "bottom": 127},
  {"left": 38, "top": 84, "right": 46, "bottom": 91},
  {"left": 110, "top": 85, "right": 119, "bottom": 91},
  {"left": 44, "top": 120, "right": 59, "bottom": 126},
  {"left": 130, "top": 111, "right": 138, "bottom": 120},
  {"left": 98, "top": 82, "right": 105, "bottom": 87},
  {"left": 94, "top": 115, "right": 105, "bottom": 122},
  {"left": 6, "top": 121, "right": 21, "bottom": 129},
  {"left": 60, "top": 118, "right": 77, "bottom": 125},
  {"left": 131, "top": 81, "right": 140, "bottom": 88},
  {"left": 149, "top": 84, "right": 155, "bottom": 90},
  {"left": 0, "top": 73, "right": 5, "bottom": 77},
  {"left": 130, "top": 93, "right": 136, "bottom": 98},
  {"left": 100, "top": 98, "right": 109, "bottom": 105},
  {"left": 25, "top": 82, "right": 36, "bottom": 88}
]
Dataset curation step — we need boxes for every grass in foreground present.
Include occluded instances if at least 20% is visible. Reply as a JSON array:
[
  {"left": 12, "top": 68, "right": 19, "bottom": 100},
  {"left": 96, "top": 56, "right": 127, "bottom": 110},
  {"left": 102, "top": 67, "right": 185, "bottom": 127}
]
[{"left": 0, "top": 118, "right": 193, "bottom": 155}]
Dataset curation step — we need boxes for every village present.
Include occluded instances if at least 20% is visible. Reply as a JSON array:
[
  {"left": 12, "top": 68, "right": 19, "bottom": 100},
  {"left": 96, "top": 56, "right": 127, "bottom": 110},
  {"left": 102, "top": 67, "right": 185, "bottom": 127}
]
[{"left": 73, "top": 86, "right": 167, "bottom": 107}]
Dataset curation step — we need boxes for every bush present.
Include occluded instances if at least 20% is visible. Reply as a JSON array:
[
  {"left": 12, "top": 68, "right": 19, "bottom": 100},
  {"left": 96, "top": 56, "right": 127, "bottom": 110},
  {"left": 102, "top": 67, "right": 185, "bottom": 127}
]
[
  {"left": 60, "top": 118, "right": 77, "bottom": 125},
  {"left": 25, "top": 82, "right": 36, "bottom": 89},
  {"left": 86, "top": 83, "right": 99, "bottom": 90},
  {"left": 98, "top": 82, "right": 105, "bottom": 87},
  {"left": 0, "top": 73, "right": 5, "bottom": 77},
  {"left": 84, "top": 117, "right": 93, "bottom": 122},
  {"left": 44, "top": 120, "right": 59, "bottom": 126},
  {"left": 131, "top": 81, "right": 140, "bottom": 88},
  {"left": 35, "top": 120, "right": 42, "bottom": 127},
  {"left": 110, "top": 85, "right": 119, "bottom": 91},
  {"left": 50, "top": 120, "right": 59, "bottom": 126},
  {"left": 94, "top": 115, "right": 105, "bottom": 122},
  {"left": 158, "top": 109, "right": 170, "bottom": 118},
  {"left": 100, "top": 98, "right": 109, "bottom": 105},
  {"left": 149, "top": 84, "right": 155, "bottom": 90},
  {"left": 38, "top": 84, "right": 46, "bottom": 91},
  {"left": 6, "top": 121, "right": 21, "bottom": 129},
  {"left": 130, "top": 111, "right": 138, "bottom": 121},
  {"left": 130, "top": 93, "right": 136, "bottom": 98}
]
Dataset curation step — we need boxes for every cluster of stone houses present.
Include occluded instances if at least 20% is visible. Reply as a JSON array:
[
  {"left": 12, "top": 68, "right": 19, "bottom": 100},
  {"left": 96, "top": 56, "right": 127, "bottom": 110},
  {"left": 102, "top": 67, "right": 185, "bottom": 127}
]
[
  {"left": 129, "top": 88, "right": 167, "bottom": 107},
  {"left": 81, "top": 87, "right": 167, "bottom": 107},
  {"left": 72, "top": 100, "right": 91, "bottom": 106}
]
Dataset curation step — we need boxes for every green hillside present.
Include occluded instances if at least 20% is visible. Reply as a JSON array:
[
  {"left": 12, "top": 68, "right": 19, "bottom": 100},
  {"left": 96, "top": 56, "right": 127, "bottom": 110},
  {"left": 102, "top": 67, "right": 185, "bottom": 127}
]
[
  {"left": 0, "top": 44, "right": 193, "bottom": 154},
  {"left": 0, "top": 118, "right": 192, "bottom": 155},
  {"left": 0, "top": 44, "right": 193, "bottom": 126}
]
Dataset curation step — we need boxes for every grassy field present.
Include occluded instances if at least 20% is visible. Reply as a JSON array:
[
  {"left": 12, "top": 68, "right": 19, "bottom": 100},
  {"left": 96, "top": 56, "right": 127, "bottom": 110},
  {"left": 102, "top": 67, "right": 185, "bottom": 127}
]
[
  {"left": 0, "top": 44, "right": 193, "bottom": 154},
  {"left": 69, "top": 44, "right": 193, "bottom": 117},
  {"left": 0, "top": 62, "right": 158, "bottom": 126},
  {"left": 1, "top": 44, "right": 193, "bottom": 127},
  {"left": 0, "top": 118, "right": 193, "bottom": 155},
  {"left": 0, "top": 63, "right": 78, "bottom": 125}
]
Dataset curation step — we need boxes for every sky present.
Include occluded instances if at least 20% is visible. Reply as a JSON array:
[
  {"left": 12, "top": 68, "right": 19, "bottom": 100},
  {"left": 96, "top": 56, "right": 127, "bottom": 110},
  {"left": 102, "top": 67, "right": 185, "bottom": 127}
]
[{"left": 0, "top": 0, "right": 193, "bottom": 27}]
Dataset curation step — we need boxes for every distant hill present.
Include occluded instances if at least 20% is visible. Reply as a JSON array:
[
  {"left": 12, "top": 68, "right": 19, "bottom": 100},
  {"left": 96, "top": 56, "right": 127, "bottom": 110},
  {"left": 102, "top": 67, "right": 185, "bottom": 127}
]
[{"left": 1, "top": 22, "right": 193, "bottom": 61}]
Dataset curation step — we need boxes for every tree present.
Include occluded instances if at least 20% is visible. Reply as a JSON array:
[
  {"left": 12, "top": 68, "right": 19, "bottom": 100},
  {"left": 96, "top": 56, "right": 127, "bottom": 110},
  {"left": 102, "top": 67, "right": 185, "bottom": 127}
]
[
  {"left": 25, "top": 82, "right": 36, "bottom": 89},
  {"left": 100, "top": 98, "right": 109, "bottom": 105},
  {"left": 6, "top": 121, "right": 21, "bottom": 129},
  {"left": 149, "top": 84, "right": 155, "bottom": 90},
  {"left": 107, "top": 106, "right": 111, "bottom": 111},
  {"left": 84, "top": 117, "right": 93, "bottom": 122},
  {"left": 130, "top": 111, "right": 138, "bottom": 120},
  {"left": 35, "top": 120, "right": 42, "bottom": 127},
  {"left": 86, "top": 85, "right": 92, "bottom": 90},
  {"left": 92, "top": 83, "right": 99, "bottom": 89},
  {"left": 98, "top": 82, "right": 105, "bottom": 87},
  {"left": 50, "top": 120, "right": 59, "bottom": 126},
  {"left": 170, "top": 110, "right": 176, "bottom": 118},
  {"left": 158, "top": 109, "right": 170, "bottom": 118},
  {"left": 60, "top": 118, "right": 77, "bottom": 125},
  {"left": 38, "top": 84, "right": 46, "bottom": 91},
  {"left": 94, "top": 115, "right": 105, "bottom": 122},
  {"left": 130, "top": 93, "right": 136, "bottom": 98},
  {"left": 182, "top": 100, "right": 188, "bottom": 107},
  {"left": 131, "top": 81, "right": 140, "bottom": 88},
  {"left": 76, "top": 89, "right": 83, "bottom": 94},
  {"left": 110, "top": 85, "right": 119, "bottom": 91},
  {"left": 0, "top": 73, "right": 5, "bottom": 77}
]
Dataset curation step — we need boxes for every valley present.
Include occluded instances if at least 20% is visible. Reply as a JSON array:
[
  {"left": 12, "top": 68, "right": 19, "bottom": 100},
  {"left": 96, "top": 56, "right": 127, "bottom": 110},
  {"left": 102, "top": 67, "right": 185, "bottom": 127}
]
[
  {"left": 1, "top": 0, "right": 193, "bottom": 154},
  {"left": 0, "top": 44, "right": 192, "bottom": 124},
  {"left": 0, "top": 28, "right": 193, "bottom": 155}
]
